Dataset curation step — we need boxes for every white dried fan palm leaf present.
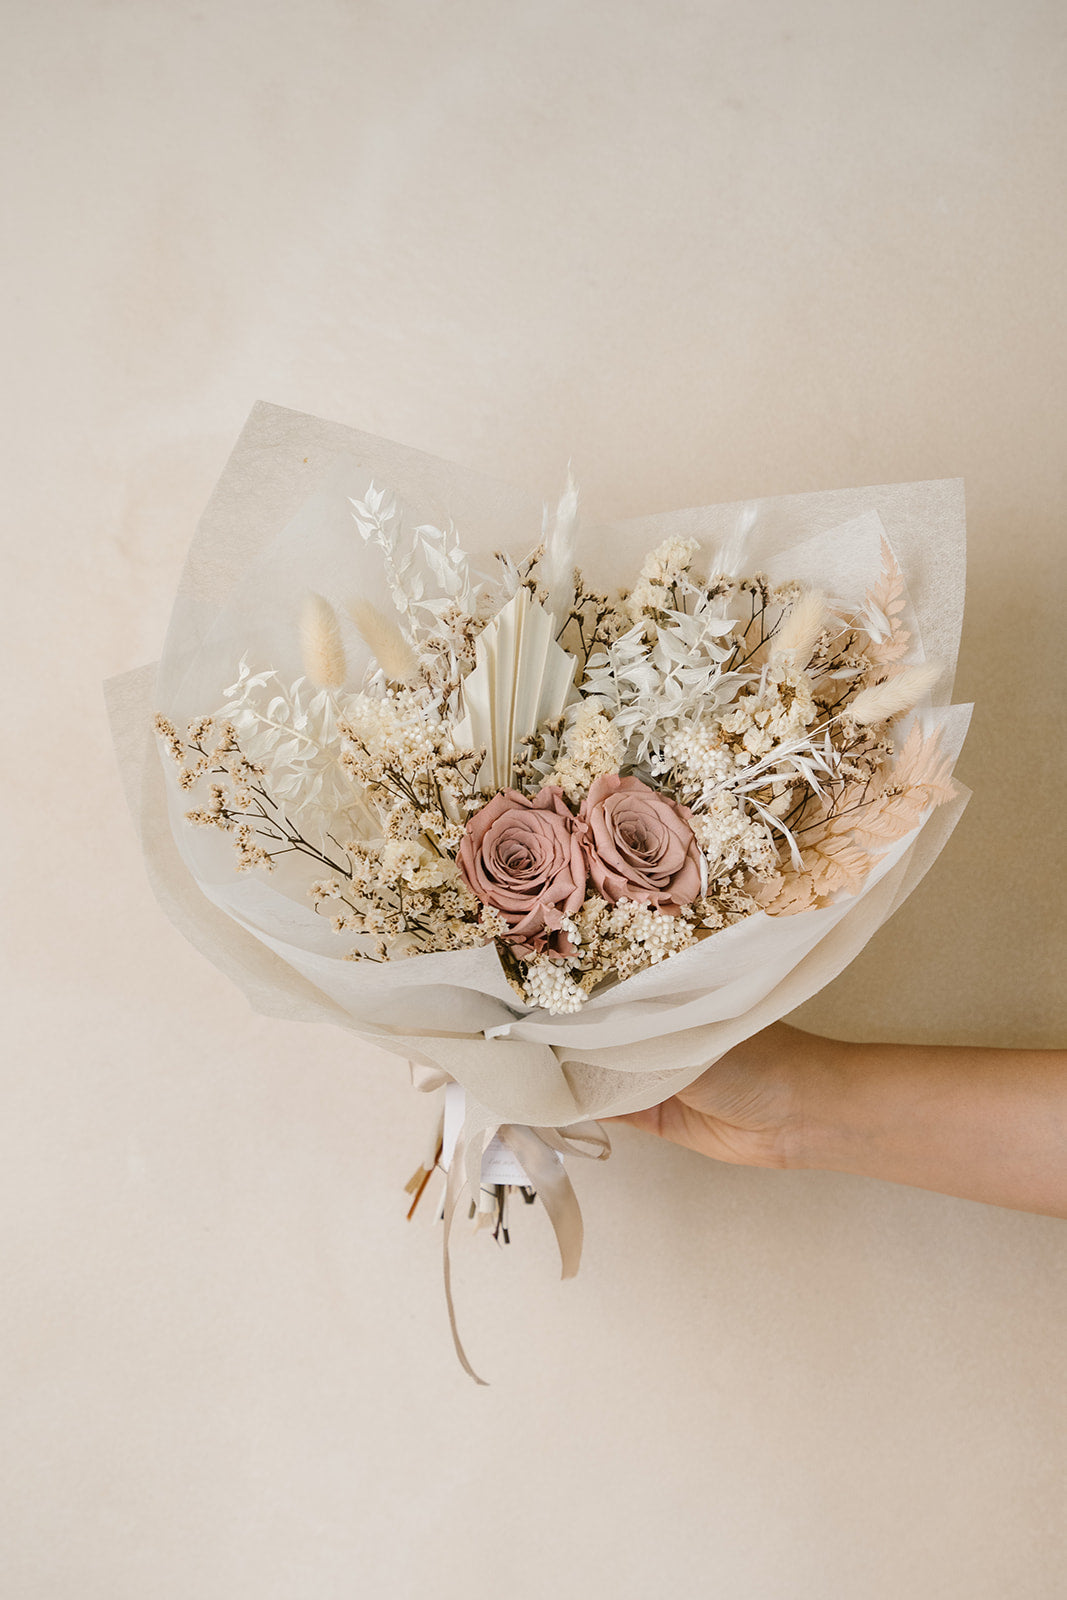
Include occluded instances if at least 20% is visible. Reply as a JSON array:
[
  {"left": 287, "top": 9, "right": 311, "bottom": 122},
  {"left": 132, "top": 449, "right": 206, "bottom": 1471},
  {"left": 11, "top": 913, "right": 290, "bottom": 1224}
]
[{"left": 456, "top": 590, "right": 578, "bottom": 790}]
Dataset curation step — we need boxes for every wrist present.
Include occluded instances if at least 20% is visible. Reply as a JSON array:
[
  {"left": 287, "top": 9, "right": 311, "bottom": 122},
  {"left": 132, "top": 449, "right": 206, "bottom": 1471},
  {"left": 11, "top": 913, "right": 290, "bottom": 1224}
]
[{"left": 780, "top": 1031, "right": 865, "bottom": 1172}]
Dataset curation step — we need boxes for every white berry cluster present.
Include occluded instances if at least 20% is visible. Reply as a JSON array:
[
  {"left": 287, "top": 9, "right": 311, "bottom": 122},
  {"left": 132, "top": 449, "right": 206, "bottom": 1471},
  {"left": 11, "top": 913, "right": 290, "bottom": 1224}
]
[
  {"left": 340, "top": 688, "right": 437, "bottom": 768},
  {"left": 691, "top": 795, "right": 777, "bottom": 878},
  {"left": 522, "top": 956, "right": 587, "bottom": 1015},
  {"left": 656, "top": 724, "right": 735, "bottom": 788},
  {"left": 604, "top": 898, "right": 696, "bottom": 977},
  {"left": 557, "top": 895, "right": 697, "bottom": 987}
]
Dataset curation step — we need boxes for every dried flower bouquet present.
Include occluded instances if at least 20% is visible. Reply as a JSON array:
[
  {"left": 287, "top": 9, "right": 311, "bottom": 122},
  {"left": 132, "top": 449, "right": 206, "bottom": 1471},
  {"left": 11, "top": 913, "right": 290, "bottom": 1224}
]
[
  {"left": 155, "top": 496, "right": 955, "bottom": 1019},
  {"left": 110, "top": 405, "right": 971, "bottom": 1380}
]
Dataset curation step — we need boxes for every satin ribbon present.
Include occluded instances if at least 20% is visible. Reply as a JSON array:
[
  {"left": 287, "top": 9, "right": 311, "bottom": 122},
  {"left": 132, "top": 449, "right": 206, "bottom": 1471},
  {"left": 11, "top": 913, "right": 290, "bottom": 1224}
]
[{"left": 411, "top": 1065, "right": 610, "bottom": 1384}]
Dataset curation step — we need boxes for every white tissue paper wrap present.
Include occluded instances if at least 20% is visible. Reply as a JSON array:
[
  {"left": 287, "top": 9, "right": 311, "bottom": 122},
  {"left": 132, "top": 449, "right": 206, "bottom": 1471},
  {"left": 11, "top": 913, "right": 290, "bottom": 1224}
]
[{"left": 107, "top": 400, "right": 971, "bottom": 1212}]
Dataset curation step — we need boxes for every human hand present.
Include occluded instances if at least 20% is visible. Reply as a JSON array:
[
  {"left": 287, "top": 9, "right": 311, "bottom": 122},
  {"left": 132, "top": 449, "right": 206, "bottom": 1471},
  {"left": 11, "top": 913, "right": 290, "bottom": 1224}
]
[
  {"left": 613, "top": 1024, "right": 1067, "bottom": 1219},
  {"left": 611, "top": 1022, "right": 836, "bottom": 1170}
]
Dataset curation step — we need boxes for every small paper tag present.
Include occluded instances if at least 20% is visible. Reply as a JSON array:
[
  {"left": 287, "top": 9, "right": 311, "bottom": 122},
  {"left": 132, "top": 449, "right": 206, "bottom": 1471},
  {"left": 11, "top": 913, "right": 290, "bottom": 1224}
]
[{"left": 441, "top": 1083, "right": 548, "bottom": 1187}]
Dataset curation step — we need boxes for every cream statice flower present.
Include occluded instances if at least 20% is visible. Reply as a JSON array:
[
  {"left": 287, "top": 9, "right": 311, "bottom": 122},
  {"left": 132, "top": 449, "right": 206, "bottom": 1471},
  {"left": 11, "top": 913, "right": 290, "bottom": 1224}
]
[
  {"left": 379, "top": 838, "right": 424, "bottom": 885},
  {"left": 718, "top": 661, "right": 818, "bottom": 762},
  {"left": 623, "top": 536, "right": 701, "bottom": 627},
  {"left": 545, "top": 702, "right": 624, "bottom": 801},
  {"left": 644, "top": 536, "right": 701, "bottom": 584}
]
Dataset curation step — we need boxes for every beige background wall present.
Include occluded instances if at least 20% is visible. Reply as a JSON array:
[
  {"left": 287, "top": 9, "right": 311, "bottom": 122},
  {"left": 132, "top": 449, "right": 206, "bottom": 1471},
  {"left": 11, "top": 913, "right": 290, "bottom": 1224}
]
[{"left": 3, "top": 2, "right": 1065, "bottom": 1595}]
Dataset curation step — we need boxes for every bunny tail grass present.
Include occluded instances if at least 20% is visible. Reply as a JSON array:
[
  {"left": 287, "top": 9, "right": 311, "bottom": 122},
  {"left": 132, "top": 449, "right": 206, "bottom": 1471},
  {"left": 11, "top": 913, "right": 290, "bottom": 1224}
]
[
  {"left": 713, "top": 500, "right": 758, "bottom": 580},
  {"left": 300, "top": 592, "right": 347, "bottom": 689},
  {"left": 849, "top": 660, "right": 943, "bottom": 725},
  {"left": 775, "top": 589, "right": 825, "bottom": 665},
  {"left": 348, "top": 599, "right": 420, "bottom": 684}
]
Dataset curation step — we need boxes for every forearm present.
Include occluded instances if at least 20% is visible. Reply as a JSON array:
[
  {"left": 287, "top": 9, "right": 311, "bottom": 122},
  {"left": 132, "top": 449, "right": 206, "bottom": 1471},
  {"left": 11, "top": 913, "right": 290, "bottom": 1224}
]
[{"left": 794, "top": 1038, "right": 1067, "bottom": 1219}]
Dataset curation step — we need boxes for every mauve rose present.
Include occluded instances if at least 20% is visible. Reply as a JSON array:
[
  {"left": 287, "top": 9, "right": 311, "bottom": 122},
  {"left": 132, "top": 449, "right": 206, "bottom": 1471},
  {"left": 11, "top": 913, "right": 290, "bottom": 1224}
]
[
  {"left": 458, "top": 787, "right": 586, "bottom": 953},
  {"left": 579, "top": 773, "right": 702, "bottom": 911}
]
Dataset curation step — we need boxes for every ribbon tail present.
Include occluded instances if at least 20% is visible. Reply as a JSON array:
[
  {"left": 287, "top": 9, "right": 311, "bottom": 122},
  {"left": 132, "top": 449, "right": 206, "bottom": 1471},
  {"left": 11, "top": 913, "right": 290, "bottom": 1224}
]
[
  {"left": 498, "top": 1125, "right": 584, "bottom": 1280},
  {"left": 441, "top": 1122, "right": 492, "bottom": 1387},
  {"left": 536, "top": 1119, "right": 611, "bottom": 1162}
]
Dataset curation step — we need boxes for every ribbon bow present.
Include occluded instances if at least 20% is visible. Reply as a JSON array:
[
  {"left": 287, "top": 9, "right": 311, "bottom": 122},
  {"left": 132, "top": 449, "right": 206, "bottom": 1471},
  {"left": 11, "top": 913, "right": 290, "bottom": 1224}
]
[{"left": 411, "top": 1064, "right": 610, "bottom": 1384}]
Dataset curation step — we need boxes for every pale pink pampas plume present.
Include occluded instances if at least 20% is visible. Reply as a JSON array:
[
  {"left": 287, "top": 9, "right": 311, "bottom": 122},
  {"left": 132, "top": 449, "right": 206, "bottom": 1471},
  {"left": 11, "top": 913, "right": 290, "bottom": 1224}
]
[
  {"left": 300, "top": 592, "right": 347, "bottom": 688},
  {"left": 347, "top": 599, "right": 419, "bottom": 684},
  {"left": 862, "top": 537, "right": 910, "bottom": 665},
  {"left": 849, "top": 660, "right": 943, "bottom": 725},
  {"left": 713, "top": 499, "right": 758, "bottom": 580}
]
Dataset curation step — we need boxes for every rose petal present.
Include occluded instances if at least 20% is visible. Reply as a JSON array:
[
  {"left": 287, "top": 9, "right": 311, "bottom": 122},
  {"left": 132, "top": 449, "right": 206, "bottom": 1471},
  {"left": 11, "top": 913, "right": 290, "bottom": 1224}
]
[
  {"left": 457, "top": 785, "right": 587, "bottom": 953},
  {"left": 579, "top": 773, "right": 701, "bottom": 911}
]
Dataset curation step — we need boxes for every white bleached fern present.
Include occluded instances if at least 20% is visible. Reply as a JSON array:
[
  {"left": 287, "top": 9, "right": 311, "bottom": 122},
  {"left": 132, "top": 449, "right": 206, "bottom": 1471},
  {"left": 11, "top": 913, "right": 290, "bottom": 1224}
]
[
  {"left": 350, "top": 483, "right": 497, "bottom": 641},
  {"left": 583, "top": 593, "right": 741, "bottom": 766},
  {"left": 216, "top": 661, "right": 376, "bottom": 841}
]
